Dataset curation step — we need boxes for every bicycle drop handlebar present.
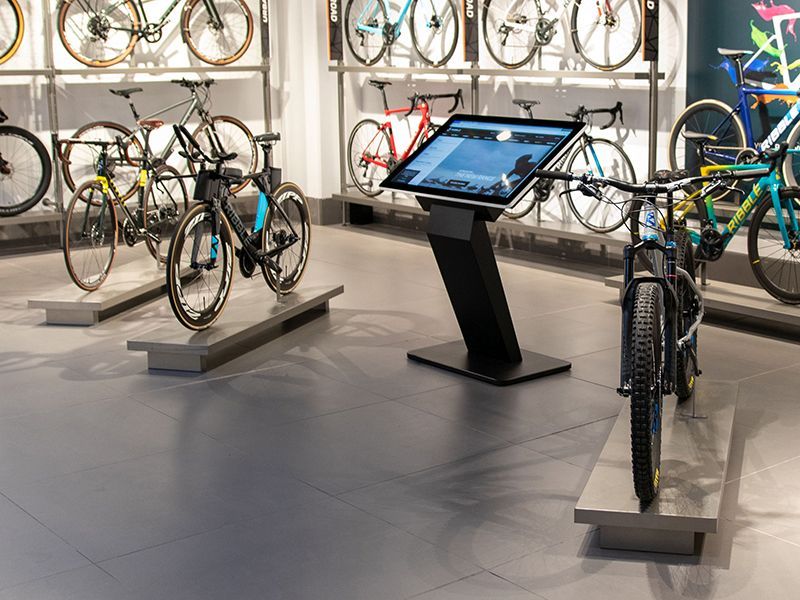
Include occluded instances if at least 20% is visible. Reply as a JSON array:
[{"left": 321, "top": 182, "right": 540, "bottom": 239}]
[
  {"left": 404, "top": 89, "right": 464, "bottom": 117},
  {"left": 565, "top": 101, "right": 624, "bottom": 129}
]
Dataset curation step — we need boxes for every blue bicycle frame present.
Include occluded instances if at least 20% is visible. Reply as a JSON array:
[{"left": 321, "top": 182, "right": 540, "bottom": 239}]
[{"left": 357, "top": 0, "right": 413, "bottom": 36}]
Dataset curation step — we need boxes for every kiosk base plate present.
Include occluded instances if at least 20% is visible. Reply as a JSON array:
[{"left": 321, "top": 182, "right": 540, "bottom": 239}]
[{"left": 408, "top": 341, "right": 571, "bottom": 386}]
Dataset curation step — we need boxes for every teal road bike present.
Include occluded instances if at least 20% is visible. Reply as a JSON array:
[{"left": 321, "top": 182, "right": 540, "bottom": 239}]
[{"left": 344, "top": 0, "right": 459, "bottom": 67}]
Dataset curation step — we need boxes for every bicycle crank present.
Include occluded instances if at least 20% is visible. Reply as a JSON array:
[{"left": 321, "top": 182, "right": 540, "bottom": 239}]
[
  {"left": 535, "top": 18, "right": 557, "bottom": 45},
  {"left": 141, "top": 23, "right": 164, "bottom": 43},
  {"left": 122, "top": 219, "right": 138, "bottom": 247}
]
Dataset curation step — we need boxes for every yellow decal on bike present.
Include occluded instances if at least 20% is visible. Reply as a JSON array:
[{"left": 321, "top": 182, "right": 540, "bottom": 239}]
[
  {"left": 729, "top": 186, "right": 760, "bottom": 233},
  {"left": 752, "top": 258, "right": 761, "bottom": 264},
  {"left": 138, "top": 169, "right": 147, "bottom": 187},
  {"left": 653, "top": 467, "right": 660, "bottom": 488},
  {"left": 95, "top": 175, "right": 109, "bottom": 194}
]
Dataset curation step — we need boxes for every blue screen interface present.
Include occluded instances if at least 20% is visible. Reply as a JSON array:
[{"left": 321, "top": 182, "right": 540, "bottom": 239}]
[{"left": 389, "top": 120, "right": 575, "bottom": 199}]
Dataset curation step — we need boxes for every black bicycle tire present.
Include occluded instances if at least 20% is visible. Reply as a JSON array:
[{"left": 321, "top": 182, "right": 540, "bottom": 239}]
[
  {"left": 674, "top": 227, "right": 698, "bottom": 401},
  {"left": 503, "top": 194, "right": 537, "bottom": 219},
  {"left": 482, "top": 0, "right": 539, "bottom": 69},
  {"left": 0, "top": 125, "right": 52, "bottom": 217},
  {"left": 344, "top": 0, "right": 388, "bottom": 66},
  {"left": 748, "top": 188, "right": 800, "bottom": 304},
  {"left": 0, "top": 0, "right": 23, "bottom": 65},
  {"left": 565, "top": 137, "right": 636, "bottom": 233},
  {"left": 409, "top": 0, "right": 459, "bottom": 67},
  {"left": 630, "top": 282, "right": 663, "bottom": 504},
  {"left": 143, "top": 164, "right": 189, "bottom": 263},
  {"left": 570, "top": 0, "right": 641, "bottom": 71},
  {"left": 782, "top": 120, "right": 800, "bottom": 187},
  {"left": 347, "top": 118, "right": 391, "bottom": 197},
  {"left": 261, "top": 182, "right": 312, "bottom": 294},
  {"left": 182, "top": 0, "right": 253, "bottom": 65},
  {"left": 166, "top": 203, "right": 235, "bottom": 330}
]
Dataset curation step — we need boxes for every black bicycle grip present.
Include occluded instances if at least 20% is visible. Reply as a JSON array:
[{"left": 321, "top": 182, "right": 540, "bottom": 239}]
[{"left": 533, "top": 169, "right": 573, "bottom": 181}]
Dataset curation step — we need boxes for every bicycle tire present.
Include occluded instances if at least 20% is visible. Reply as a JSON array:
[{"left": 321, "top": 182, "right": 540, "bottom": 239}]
[
  {"left": 482, "top": 0, "right": 539, "bottom": 69},
  {"left": 182, "top": 0, "right": 253, "bottom": 66},
  {"left": 570, "top": 0, "right": 641, "bottom": 72},
  {"left": 347, "top": 118, "right": 391, "bottom": 197},
  {"left": 262, "top": 182, "right": 312, "bottom": 294},
  {"left": 344, "top": 0, "right": 388, "bottom": 67},
  {"left": 629, "top": 282, "right": 664, "bottom": 504},
  {"left": 674, "top": 227, "right": 698, "bottom": 401},
  {"left": 143, "top": 164, "right": 189, "bottom": 263},
  {"left": 63, "top": 180, "right": 118, "bottom": 291},
  {"left": 565, "top": 137, "right": 636, "bottom": 233},
  {"left": 166, "top": 203, "right": 235, "bottom": 330},
  {"left": 63, "top": 121, "right": 142, "bottom": 201},
  {"left": 748, "top": 187, "right": 800, "bottom": 304},
  {"left": 58, "top": 0, "right": 138, "bottom": 68},
  {"left": 409, "top": 0, "right": 459, "bottom": 67},
  {"left": 503, "top": 192, "right": 538, "bottom": 219},
  {"left": 0, "top": 125, "right": 52, "bottom": 217},
  {"left": 781, "top": 120, "right": 800, "bottom": 187},
  {"left": 0, "top": 0, "right": 23, "bottom": 65},
  {"left": 190, "top": 115, "right": 256, "bottom": 195}
]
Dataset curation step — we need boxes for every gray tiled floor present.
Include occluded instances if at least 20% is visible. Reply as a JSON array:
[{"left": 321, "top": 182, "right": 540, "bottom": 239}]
[{"left": 2, "top": 225, "right": 800, "bottom": 598}]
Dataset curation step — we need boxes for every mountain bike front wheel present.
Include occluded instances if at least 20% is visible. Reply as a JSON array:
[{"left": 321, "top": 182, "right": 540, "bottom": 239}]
[
  {"left": 166, "top": 203, "right": 235, "bottom": 330},
  {"left": 571, "top": 0, "right": 641, "bottom": 71},
  {"left": 58, "top": 0, "right": 138, "bottom": 67},
  {"left": 182, "top": 0, "right": 253, "bottom": 65},
  {"left": 345, "top": 0, "right": 389, "bottom": 66},
  {"left": 262, "top": 182, "right": 311, "bottom": 294},
  {"left": 748, "top": 189, "right": 800, "bottom": 304},
  {"left": 0, "top": 0, "right": 23, "bottom": 66},
  {"left": 629, "top": 282, "right": 664, "bottom": 504},
  {"left": 482, "top": 0, "right": 540, "bottom": 69},
  {"left": 63, "top": 181, "right": 118, "bottom": 291},
  {"left": 410, "top": 0, "right": 459, "bottom": 67},
  {"left": 190, "top": 116, "right": 256, "bottom": 195},
  {"left": 347, "top": 118, "right": 391, "bottom": 197},
  {"left": 143, "top": 165, "right": 189, "bottom": 264},
  {"left": 674, "top": 228, "right": 698, "bottom": 402},
  {"left": 0, "top": 126, "right": 52, "bottom": 217}
]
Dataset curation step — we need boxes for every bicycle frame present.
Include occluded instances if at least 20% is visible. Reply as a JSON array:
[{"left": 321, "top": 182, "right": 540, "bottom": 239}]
[
  {"left": 361, "top": 100, "right": 433, "bottom": 169},
  {"left": 356, "top": 0, "right": 413, "bottom": 36}
]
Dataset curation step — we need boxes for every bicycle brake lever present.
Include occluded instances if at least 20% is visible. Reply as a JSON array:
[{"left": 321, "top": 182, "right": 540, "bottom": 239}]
[{"left": 404, "top": 95, "right": 418, "bottom": 118}]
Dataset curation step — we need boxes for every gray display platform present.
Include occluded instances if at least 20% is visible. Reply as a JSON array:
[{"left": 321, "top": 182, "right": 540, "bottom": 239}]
[
  {"left": 575, "top": 381, "right": 738, "bottom": 555},
  {"left": 127, "top": 284, "right": 344, "bottom": 372},
  {"left": 28, "top": 256, "right": 172, "bottom": 326}
]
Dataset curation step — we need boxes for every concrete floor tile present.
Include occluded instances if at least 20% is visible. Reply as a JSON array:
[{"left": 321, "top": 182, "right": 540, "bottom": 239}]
[{"left": 0, "top": 565, "right": 140, "bottom": 600}]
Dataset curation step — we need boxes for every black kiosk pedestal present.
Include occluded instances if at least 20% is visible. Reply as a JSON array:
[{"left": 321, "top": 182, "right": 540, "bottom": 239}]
[
  {"left": 380, "top": 114, "right": 586, "bottom": 386},
  {"left": 408, "top": 199, "right": 570, "bottom": 386}
]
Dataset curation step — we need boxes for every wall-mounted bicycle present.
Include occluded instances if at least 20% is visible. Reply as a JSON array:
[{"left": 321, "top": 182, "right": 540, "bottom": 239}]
[
  {"left": 0, "top": 0, "right": 23, "bottom": 65},
  {"left": 0, "top": 105, "right": 52, "bottom": 217}
]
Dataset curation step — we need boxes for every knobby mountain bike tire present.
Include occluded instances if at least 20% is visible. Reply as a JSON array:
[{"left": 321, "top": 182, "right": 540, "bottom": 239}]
[
  {"left": 482, "top": 0, "right": 539, "bottom": 69},
  {"left": 674, "top": 228, "right": 698, "bottom": 402},
  {"left": 166, "top": 203, "right": 235, "bottom": 331},
  {"left": 409, "top": 0, "right": 459, "bottom": 67},
  {"left": 0, "top": 0, "right": 24, "bottom": 65},
  {"left": 0, "top": 125, "right": 52, "bottom": 217},
  {"left": 58, "top": 0, "right": 139, "bottom": 67},
  {"left": 570, "top": 0, "right": 641, "bottom": 72},
  {"left": 345, "top": 0, "right": 389, "bottom": 66},
  {"left": 261, "top": 182, "right": 312, "bottom": 294},
  {"left": 181, "top": 0, "right": 254, "bottom": 65},
  {"left": 629, "top": 282, "right": 664, "bottom": 504},
  {"left": 347, "top": 118, "right": 391, "bottom": 197},
  {"left": 143, "top": 164, "right": 189, "bottom": 264},
  {"left": 748, "top": 187, "right": 800, "bottom": 304}
]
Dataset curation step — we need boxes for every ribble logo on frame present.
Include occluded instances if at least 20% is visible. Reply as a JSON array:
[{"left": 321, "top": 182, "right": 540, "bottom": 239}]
[
  {"left": 260, "top": 0, "right": 270, "bottom": 59},
  {"left": 329, "top": 0, "right": 343, "bottom": 60},
  {"left": 642, "top": 0, "right": 659, "bottom": 61},
  {"left": 463, "top": 0, "right": 478, "bottom": 62}
]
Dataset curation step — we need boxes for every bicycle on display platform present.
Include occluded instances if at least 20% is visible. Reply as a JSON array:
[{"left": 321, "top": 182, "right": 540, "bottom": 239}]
[
  {"left": 61, "top": 79, "right": 256, "bottom": 201},
  {"left": 57, "top": 124, "right": 189, "bottom": 291},
  {"left": 0, "top": 105, "right": 53, "bottom": 217},
  {"left": 344, "top": 0, "right": 459, "bottom": 67},
  {"left": 535, "top": 160, "right": 769, "bottom": 503},
  {"left": 482, "top": 0, "right": 641, "bottom": 70},
  {"left": 347, "top": 80, "right": 463, "bottom": 197},
  {"left": 503, "top": 98, "right": 636, "bottom": 233},
  {"left": 57, "top": 0, "right": 254, "bottom": 68},
  {"left": 631, "top": 142, "right": 800, "bottom": 305},
  {"left": 166, "top": 125, "right": 311, "bottom": 330},
  {"left": 0, "top": 0, "right": 23, "bottom": 65}
]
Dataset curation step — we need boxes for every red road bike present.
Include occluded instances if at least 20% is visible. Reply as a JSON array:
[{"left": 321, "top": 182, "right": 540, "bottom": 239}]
[{"left": 347, "top": 80, "right": 463, "bottom": 196}]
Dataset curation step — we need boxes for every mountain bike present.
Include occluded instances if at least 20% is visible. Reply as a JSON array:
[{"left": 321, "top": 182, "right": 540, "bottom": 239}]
[
  {"left": 632, "top": 141, "right": 800, "bottom": 305},
  {"left": 344, "top": 0, "right": 459, "bottom": 67},
  {"left": 482, "top": 0, "right": 641, "bottom": 71},
  {"left": 61, "top": 79, "right": 255, "bottom": 201},
  {"left": 0, "top": 105, "right": 53, "bottom": 217},
  {"left": 166, "top": 125, "right": 311, "bottom": 330},
  {"left": 503, "top": 99, "right": 636, "bottom": 232},
  {"left": 58, "top": 126, "right": 189, "bottom": 291},
  {"left": 537, "top": 162, "right": 763, "bottom": 503},
  {"left": 347, "top": 80, "right": 463, "bottom": 197},
  {"left": 57, "top": 0, "right": 253, "bottom": 68},
  {"left": 668, "top": 48, "right": 800, "bottom": 191},
  {"left": 0, "top": 0, "right": 23, "bottom": 65}
]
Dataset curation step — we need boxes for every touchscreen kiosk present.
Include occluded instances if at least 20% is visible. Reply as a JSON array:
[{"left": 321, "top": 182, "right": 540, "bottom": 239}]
[{"left": 381, "top": 115, "right": 584, "bottom": 385}]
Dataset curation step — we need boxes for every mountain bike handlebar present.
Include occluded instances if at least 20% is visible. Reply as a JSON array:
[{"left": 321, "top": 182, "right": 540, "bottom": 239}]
[
  {"left": 566, "top": 101, "right": 624, "bottom": 129},
  {"left": 404, "top": 89, "right": 464, "bottom": 117},
  {"left": 170, "top": 78, "right": 215, "bottom": 89}
]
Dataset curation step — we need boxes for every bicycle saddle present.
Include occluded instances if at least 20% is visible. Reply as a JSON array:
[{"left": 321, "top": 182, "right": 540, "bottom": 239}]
[
  {"left": 512, "top": 99, "right": 540, "bottom": 109},
  {"left": 109, "top": 87, "right": 143, "bottom": 98},
  {"left": 651, "top": 169, "right": 689, "bottom": 183},
  {"left": 683, "top": 131, "right": 718, "bottom": 143},
  {"left": 717, "top": 48, "right": 753, "bottom": 60},
  {"left": 137, "top": 119, "right": 164, "bottom": 131},
  {"left": 368, "top": 80, "right": 392, "bottom": 89},
  {"left": 255, "top": 132, "right": 281, "bottom": 144}
]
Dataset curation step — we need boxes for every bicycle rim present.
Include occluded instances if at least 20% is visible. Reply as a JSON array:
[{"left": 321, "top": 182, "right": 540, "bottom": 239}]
[
  {"left": 58, "top": 0, "right": 138, "bottom": 67},
  {"left": 571, "top": 0, "right": 641, "bottom": 71},
  {"left": 262, "top": 182, "right": 312, "bottom": 294},
  {"left": 748, "top": 192, "right": 800, "bottom": 304},
  {"left": 345, "top": 0, "right": 388, "bottom": 66},
  {"left": 410, "top": 0, "right": 459, "bottom": 67},
  {"left": 347, "top": 119, "right": 391, "bottom": 197},
  {"left": 482, "top": 0, "right": 539, "bottom": 69},
  {"left": 143, "top": 164, "right": 189, "bottom": 263},
  {"left": 0, "top": 126, "right": 51, "bottom": 217},
  {"left": 64, "top": 181, "right": 117, "bottom": 291},
  {"left": 183, "top": 0, "right": 253, "bottom": 65},
  {"left": 0, "top": 0, "right": 23, "bottom": 65}
]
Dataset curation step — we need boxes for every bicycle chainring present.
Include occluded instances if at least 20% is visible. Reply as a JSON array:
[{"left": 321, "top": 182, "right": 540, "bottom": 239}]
[
  {"left": 122, "top": 219, "right": 138, "bottom": 247},
  {"left": 535, "top": 18, "right": 557, "bottom": 45},
  {"left": 695, "top": 226, "right": 725, "bottom": 262},
  {"left": 382, "top": 23, "right": 398, "bottom": 45},
  {"left": 141, "top": 23, "right": 163, "bottom": 43},
  {"left": 238, "top": 232, "right": 262, "bottom": 278},
  {"left": 736, "top": 148, "right": 759, "bottom": 164}
]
